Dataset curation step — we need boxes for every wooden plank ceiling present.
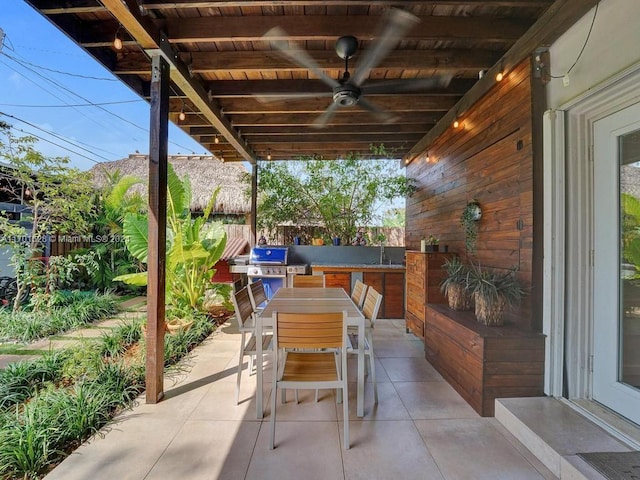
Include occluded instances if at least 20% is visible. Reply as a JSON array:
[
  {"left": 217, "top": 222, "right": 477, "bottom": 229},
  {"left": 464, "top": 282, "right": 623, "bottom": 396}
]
[{"left": 26, "top": 0, "right": 587, "bottom": 163}]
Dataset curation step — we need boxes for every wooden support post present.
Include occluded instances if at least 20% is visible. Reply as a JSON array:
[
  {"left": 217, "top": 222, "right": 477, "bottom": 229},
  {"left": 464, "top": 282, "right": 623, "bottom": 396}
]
[
  {"left": 146, "top": 54, "right": 169, "bottom": 404},
  {"left": 251, "top": 164, "right": 257, "bottom": 245}
]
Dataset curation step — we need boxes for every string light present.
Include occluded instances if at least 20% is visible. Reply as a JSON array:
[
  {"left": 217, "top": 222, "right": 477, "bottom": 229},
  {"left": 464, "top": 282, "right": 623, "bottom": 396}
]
[
  {"left": 113, "top": 25, "right": 123, "bottom": 50},
  {"left": 178, "top": 101, "right": 186, "bottom": 121},
  {"left": 495, "top": 71, "right": 504, "bottom": 82},
  {"left": 267, "top": 149, "right": 272, "bottom": 161},
  {"left": 453, "top": 120, "right": 460, "bottom": 128},
  {"left": 214, "top": 134, "right": 219, "bottom": 144}
]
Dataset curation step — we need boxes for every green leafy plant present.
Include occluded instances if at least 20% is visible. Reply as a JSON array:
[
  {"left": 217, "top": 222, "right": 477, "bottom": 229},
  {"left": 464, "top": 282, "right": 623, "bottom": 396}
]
[
  {"left": 460, "top": 199, "right": 482, "bottom": 254},
  {"left": 467, "top": 264, "right": 524, "bottom": 326},
  {"left": 440, "top": 257, "right": 472, "bottom": 311},
  {"left": 114, "top": 163, "right": 227, "bottom": 313}
]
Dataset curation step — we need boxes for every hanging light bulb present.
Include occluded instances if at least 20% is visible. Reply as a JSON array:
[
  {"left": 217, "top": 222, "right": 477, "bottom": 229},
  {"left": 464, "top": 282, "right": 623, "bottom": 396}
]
[
  {"left": 267, "top": 149, "right": 272, "bottom": 161},
  {"left": 219, "top": 150, "right": 224, "bottom": 161},
  {"left": 113, "top": 25, "right": 123, "bottom": 50},
  {"left": 178, "top": 107, "right": 186, "bottom": 122},
  {"left": 214, "top": 134, "right": 219, "bottom": 144},
  {"left": 495, "top": 71, "right": 504, "bottom": 82},
  {"left": 453, "top": 120, "right": 460, "bottom": 128}
]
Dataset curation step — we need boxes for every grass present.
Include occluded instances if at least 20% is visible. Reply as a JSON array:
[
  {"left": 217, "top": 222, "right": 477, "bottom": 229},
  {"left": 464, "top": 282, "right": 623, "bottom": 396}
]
[
  {"left": 0, "top": 309, "right": 221, "bottom": 480},
  {"left": 0, "top": 291, "right": 119, "bottom": 343}
]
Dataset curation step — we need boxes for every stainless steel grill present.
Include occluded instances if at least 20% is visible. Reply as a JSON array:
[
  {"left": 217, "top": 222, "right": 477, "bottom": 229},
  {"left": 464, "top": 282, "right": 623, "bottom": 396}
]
[{"left": 246, "top": 246, "right": 307, "bottom": 298}]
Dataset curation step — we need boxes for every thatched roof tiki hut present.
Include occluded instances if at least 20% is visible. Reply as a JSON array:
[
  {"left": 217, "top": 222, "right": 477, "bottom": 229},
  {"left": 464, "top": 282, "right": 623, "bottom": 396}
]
[{"left": 90, "top": 154, "right": 251, "bottom": 221}]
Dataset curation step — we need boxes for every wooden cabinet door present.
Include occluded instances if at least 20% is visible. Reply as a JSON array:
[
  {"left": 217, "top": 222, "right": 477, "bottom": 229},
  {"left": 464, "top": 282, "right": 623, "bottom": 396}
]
[{"left": 324, "top": 272, "right": 351, "bottom": 294}]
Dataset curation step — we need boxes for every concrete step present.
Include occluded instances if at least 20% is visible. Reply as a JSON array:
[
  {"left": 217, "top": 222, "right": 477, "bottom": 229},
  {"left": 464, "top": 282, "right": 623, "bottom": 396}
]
[{"left": 495, "top": 397, "right": 635, "bottom": 480}]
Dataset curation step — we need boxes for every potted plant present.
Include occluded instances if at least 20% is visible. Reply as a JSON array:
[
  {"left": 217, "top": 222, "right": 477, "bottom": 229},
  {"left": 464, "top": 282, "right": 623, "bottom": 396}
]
[
  {"left": 425, "top": 234, "right": 439, "bottom": 252},
  {"left": 468, "top": 264, "right": 524, "bottom": 326},
  {"left": 460, "top": 200, "right": 482, "bottom": 253},
  {"left": 440, "top": 257, "right": 473, "bottom": 311}
]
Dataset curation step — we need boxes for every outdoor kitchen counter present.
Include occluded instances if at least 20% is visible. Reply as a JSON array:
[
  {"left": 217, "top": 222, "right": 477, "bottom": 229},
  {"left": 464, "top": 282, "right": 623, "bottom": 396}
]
[
  {"left": 311, "top": 264, "right": 405, "bottom": 318},
  {"left": 311, "top": 263, "right": 406, "bottom": 272}
]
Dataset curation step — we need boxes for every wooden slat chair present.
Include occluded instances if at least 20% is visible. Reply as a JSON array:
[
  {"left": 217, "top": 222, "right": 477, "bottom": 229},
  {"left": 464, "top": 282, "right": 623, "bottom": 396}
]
[
  {"left": 292, "top": 274, "right": 325, "bottom": 288},
  {"left": 348, "top": 286, "right": 383, "bottom": 404},
  {"left": 247, "top": 279, "right": 268, "bottom": 313},
  {"left": 270, "top": 311, "right": 349, "bottom": 450},
  {"left": 350, "top": 279, "right": 368, "bottom": 309},
  {"left": 231, "top": 286, "right": 272, "bottom": 405}
]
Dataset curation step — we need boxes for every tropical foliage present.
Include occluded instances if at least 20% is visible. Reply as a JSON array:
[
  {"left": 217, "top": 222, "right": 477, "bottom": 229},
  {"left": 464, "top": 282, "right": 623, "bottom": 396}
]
[
  {"left": 0, "top": 123, "right": 96, "bottom": 310},
  {"left": 114, "top": 163, "right": 227, "bottom": 313},
  {"left": 251, "top": 152, "right": 414, "bottom": 243}
]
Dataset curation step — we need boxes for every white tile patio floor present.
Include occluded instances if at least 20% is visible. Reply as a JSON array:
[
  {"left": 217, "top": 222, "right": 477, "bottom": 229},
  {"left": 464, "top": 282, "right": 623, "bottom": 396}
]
[{"left": 44, "top": 317, "right": 557, "bottom": 480}]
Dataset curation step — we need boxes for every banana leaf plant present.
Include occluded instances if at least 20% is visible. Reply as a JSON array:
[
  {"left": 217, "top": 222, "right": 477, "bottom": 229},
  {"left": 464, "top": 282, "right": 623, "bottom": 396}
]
[{"left": 114, "top": 163, "right": 227, "bottom": 313}]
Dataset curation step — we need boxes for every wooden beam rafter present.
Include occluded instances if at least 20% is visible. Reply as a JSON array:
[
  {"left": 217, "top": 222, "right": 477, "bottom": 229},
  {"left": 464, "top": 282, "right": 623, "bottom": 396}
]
[
  {"left": 99, "top": 0, "right": 256, "bottom": 163},
  {"left": 113, "top": 49, "right": 502, "bottom": 75},
  {"left": 164, "top": 15, "right": 533, "bottom": 44}
]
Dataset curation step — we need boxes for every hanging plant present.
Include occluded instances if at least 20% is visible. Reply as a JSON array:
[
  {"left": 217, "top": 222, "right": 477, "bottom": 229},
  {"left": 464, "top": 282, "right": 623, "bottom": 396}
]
[{"left": 460, "top": 200, "right": 482, "bottom": 253}]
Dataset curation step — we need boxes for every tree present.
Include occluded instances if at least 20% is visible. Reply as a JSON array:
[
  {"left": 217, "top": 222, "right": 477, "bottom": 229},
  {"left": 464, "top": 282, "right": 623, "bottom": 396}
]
[
  {"left": 382, "top": 207, "right": 405, "bottom": 227},
  {"left": 0, "top": 122, "right": 96, "bottom": 310},
  {"left": 254, "top": 152, "right": 414, "bottom": 243}
]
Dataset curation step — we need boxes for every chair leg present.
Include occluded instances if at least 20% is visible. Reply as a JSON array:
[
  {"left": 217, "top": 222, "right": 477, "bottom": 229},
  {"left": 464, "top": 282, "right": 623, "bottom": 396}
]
[
  {"left": 236, "top": 331, "right": 247, "bottom": 405},
  {"left": 270, "top": 385, "right": 277, "bottom": 449},
  {"left": 342, "top": 355, "right": 350, "bottom": 450},
  {"left": 368, "top": 334, "right": 378, "bottom": 404}
]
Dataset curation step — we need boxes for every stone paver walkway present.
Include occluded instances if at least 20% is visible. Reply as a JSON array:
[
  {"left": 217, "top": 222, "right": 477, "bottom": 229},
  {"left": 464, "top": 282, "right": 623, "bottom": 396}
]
[{"left": 0, "top": 296, "right": 147, "bottom": 369}]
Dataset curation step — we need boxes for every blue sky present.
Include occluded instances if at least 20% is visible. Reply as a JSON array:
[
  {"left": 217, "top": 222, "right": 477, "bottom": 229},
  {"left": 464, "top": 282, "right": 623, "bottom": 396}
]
[{"left": 0, "top": 0, "right": 207, "bottom": 171}]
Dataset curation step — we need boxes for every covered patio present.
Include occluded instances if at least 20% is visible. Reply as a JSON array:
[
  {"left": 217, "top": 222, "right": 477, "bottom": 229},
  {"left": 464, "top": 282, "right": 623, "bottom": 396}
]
[
  {"left": 22, "top": 1, "right": 640, "bottom": 479},
  {"left": 44, "top": 316, "right": 559, "bottom": 480}
]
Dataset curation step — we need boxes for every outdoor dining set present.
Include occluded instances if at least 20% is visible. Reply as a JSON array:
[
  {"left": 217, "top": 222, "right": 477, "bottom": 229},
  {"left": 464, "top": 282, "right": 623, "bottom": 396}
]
[{"left": 230, "top": 276, "right": 383, "bottom": 451}]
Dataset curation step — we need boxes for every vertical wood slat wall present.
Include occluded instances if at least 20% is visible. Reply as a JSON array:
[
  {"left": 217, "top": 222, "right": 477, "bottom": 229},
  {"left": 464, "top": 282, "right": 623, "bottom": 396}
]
[{"left": 406, "top": 58, "right": 534, "bottom": 331}]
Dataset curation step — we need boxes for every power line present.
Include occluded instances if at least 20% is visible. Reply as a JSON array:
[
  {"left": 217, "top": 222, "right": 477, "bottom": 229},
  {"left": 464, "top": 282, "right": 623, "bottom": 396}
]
[
  {"left": 1, "top": 43, "right": 208, "bottom": 158},
  {"left": 1, "top": 115, "right": 106, "bottom": 165},
  {"left": 1, "top": 51, "right": 119, "bottom": 81},
  {"left": 0, "top": 100, "right": 143, "bottom": 108},
  {"left": 0, "top": 111, "right": 115, "bottom": 163}
]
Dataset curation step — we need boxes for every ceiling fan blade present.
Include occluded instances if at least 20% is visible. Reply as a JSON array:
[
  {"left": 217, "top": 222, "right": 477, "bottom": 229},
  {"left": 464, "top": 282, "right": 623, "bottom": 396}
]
[
  {"left": 263, "top": 27, "right": 340, "bottom": 89},
  {"left": 361, "top": 75, "right": 453, "bottom": 94},
  {"left": 311, "top": 102, "right": 341, "bottom": 129},
  {"left": 350, "top": 9, "right": 420, "bottom": 87},
  {"left": 358, "top": 98, "right": 397, "bottom": 124}
]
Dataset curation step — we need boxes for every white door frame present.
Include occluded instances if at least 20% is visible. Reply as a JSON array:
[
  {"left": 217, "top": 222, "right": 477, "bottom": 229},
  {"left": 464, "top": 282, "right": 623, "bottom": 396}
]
[
  {"left": 592, "top": 103, "right": 640, "bottom": 424},
  {"left": 546, "top": 62, "right": 640, "bottom": 403}
]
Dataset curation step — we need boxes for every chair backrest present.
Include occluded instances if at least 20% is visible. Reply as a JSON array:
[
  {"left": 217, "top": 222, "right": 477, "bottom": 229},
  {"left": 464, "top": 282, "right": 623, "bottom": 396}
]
[
  {"left": 248, "top": 279, "right": 268, "bottom": 310},
  {"left": 273, "top": 311, "right": 346, "bottom": 350},
  {"left": 350, "top": 280, "right": 368, "bottom": 309},
  {"left": 231, "top": 286, "right": 254, "bottom": 329},
  {"left": 362, "top": 287, "right": 383, "bottom": 327},
  {"left": 292, "top": 275, "right": 325, "bottom": 288}
]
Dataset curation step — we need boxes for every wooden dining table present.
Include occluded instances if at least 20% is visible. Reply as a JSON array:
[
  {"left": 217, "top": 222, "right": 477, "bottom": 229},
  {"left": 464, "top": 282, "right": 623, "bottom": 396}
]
[{"left": 255, "top": 287, "right": 366, "bottom": 419}]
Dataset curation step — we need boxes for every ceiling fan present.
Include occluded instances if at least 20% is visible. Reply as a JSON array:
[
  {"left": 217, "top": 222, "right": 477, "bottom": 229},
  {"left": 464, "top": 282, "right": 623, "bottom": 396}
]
[{"left": 263, "top": 8, "right": 453, "bottom": 128}]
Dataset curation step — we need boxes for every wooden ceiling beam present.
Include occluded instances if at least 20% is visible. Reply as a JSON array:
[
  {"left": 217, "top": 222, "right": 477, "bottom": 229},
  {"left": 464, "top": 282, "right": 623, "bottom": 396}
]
[
  {"left": 141, "top": 1, "right": 553, "bottom": 10},
  {"left": 165, "top": 15, "right": 532, "bottom": 44},
  {"left": 223, "top": 112, "right": 443, "bottom": 127},
  {"left": 187, "top": 124, "right": 434, "bottom": 136},
  {"left": 406, "top": 0, "right": 601, "bottom": 161},
  {"left": 200, "top": 133, "right": 423, "bottom": 143},
  {"left": 207, "top": 79, "right": 477, "bottom": 97},
  {"left": 98, "top": 0, "right": 256, "bottom": 163},
  {"left": 114, "top": 49, "right": 501, "bottom": 75},
  {"left": 217, "top": 97, "right": 457, "bottom": 114}
]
